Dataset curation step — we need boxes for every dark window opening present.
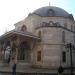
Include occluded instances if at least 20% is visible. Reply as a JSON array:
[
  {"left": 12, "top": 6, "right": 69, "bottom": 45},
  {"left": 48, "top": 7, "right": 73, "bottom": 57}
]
[
  {"left": 37, "top": 51, "right": 41, "bottom": 62},
  {"left": 62, "top": 51, "right": 66, "bottom": 62},
  {"left": 38, "top": 31, "right": 41, "bottom": 39}
]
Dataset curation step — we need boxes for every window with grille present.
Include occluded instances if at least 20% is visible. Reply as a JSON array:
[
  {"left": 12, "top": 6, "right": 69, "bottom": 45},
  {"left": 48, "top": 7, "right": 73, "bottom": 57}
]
[
  {"left": 37, "top": 51, "right": 41, "bottom": 62},
  {"left": 62, "top": 51, "right": 66, "bottom": 62}
]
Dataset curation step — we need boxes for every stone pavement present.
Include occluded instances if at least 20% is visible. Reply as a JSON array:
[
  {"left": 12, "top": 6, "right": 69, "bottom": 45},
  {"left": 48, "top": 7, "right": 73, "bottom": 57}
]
[{"left": 0, "top": 63, "right": 58, "bottom": 74}]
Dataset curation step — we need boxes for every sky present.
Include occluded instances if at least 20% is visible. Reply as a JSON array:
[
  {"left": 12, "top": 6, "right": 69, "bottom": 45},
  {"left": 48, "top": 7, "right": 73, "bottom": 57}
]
[{"left": 0, "top": 0, "right": 75, "bottom": 35}]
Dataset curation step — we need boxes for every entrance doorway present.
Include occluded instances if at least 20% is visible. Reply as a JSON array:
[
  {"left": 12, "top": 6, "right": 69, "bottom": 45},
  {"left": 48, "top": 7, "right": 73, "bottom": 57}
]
[{"left": 19, "top": 42, "right": 30, "bottom": 62}]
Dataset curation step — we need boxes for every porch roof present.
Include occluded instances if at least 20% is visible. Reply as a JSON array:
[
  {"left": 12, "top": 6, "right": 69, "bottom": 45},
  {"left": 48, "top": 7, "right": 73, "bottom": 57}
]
[{"left": 0, "top": 29, "right": 40, "bottom": 40}]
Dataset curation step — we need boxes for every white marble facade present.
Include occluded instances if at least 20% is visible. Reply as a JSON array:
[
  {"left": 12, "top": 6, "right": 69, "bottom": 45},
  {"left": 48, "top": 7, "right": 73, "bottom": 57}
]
[{"left": 14, "top": 6, "right": 75, "bottom": 68}]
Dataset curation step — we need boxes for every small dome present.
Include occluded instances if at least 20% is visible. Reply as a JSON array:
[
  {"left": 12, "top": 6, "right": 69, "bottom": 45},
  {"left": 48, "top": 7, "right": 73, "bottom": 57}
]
[{"left": 32, "top": 6, "right": 74, "bottom": 20}]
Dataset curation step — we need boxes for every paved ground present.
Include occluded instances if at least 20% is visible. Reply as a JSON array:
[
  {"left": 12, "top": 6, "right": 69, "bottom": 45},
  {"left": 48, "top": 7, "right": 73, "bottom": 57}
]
[{"left": 0, "top": 63, "right": 58, "bottom": 74}]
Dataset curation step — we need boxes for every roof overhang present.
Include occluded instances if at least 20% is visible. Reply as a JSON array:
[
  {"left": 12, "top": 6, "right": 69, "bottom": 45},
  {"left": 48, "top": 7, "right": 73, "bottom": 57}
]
[{"left": 0, "top": 30, "right": 40, "bottom": 41}]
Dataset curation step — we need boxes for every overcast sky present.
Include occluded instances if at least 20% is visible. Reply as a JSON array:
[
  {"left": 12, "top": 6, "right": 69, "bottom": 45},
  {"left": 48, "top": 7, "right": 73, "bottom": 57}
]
[{"left": 0, "top": 0, "right": 75, "bottom": 35}]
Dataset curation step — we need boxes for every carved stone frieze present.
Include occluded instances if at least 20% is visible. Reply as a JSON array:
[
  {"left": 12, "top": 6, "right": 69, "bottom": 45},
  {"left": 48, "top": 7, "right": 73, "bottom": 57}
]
[{"left": 35, "top": 21, "right": 61, "bottom": 29}]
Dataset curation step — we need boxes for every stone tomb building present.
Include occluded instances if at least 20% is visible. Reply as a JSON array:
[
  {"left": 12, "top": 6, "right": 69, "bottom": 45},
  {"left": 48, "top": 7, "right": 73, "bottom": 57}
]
[{"left": 0, "top": 6, "right": 75, "bottom": 75}]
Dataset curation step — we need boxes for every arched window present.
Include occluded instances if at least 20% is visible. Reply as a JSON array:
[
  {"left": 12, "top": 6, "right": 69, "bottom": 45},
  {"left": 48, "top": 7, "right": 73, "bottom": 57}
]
[
  {"left": 48, "top": 9, "right": 54, "bottom": 16},
  {"left": 62, "top": 31, "right": 65, "bottom": 43},
  {"left": 21, "top": 25, "right": 27, "bottom": 32}
]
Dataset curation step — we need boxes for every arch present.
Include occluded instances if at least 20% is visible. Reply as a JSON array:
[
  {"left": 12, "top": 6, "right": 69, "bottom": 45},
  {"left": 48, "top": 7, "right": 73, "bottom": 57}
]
[
  {"left": 21, "top": 25, "right": 27, "bottom": 32},
  {"left": 19, "top": 42, "right": 30, "bottom": 61}
]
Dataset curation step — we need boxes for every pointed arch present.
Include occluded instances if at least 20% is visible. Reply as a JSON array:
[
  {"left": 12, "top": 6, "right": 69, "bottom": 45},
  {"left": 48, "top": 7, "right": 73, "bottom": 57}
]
[{"left": 21, "top": 25, "right": 27, "bottom": 32}]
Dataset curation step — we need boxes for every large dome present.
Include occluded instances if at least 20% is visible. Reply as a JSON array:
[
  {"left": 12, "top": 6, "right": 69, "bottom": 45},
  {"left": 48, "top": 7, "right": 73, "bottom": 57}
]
[{"left": 32, "top": 6, "right": 74, "bottom": 20}]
